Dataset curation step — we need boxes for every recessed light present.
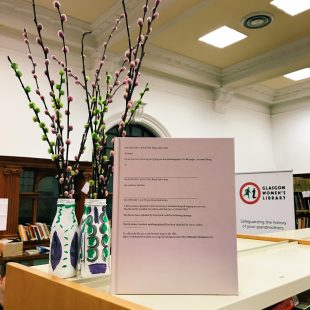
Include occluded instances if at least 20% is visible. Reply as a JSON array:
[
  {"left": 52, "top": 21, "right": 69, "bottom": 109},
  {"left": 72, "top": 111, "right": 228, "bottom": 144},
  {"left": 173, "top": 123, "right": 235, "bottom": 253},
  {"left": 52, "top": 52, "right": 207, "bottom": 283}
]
[
  {"left": 198, "top": 26, "right": 247, "bottom": 48},
  {"left": 283, "top": 68, "right": 310, "bottom": 81},
  {"left": 270, "top": 0, "right": 310, "bottom": 16},
  {"left": 242, "top": 12, "right": 273, "bottom": 29}
]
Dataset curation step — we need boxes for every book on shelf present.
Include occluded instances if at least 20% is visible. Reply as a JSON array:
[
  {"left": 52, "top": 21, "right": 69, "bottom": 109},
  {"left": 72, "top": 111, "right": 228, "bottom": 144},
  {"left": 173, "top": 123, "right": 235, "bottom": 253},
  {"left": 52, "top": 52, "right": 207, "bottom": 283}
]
[
  {"left": 266, "top": 295, "right": 299, "bottom": 310},
  {"left": 17, "top": 223, "right": 50, "bottom": 242}
]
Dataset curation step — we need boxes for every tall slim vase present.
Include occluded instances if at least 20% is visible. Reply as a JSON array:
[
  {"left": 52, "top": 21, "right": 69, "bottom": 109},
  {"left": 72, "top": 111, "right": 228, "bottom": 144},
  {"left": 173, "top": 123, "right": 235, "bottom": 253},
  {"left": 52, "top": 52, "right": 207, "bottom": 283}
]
[
  {"left": 49, "top": 198, "right": 79, "bottom": 278},
  {"left": 80, "top": 199, "right": 110, "bottom": 277}
]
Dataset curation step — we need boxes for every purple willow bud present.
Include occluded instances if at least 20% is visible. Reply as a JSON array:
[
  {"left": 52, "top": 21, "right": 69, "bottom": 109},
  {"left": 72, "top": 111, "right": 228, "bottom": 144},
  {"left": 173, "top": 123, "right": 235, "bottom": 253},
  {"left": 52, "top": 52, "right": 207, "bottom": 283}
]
[
  {"left": 69, "top": 189, "right": 75, "bottom": 195},
  {"left": 60, "top": 61, "right": 65, "bottom": 67},
  {"left": 125, "top": 50, "right": 130, "bottom": 57},
  {"left": 40, "top": 95, "right": 45, "bottom": 101},
  {"left": 63, "top": 46, "right": 69, "bottom": 54},
  {"left": 33, "top": 62, "right": 37, "bottom": 67},
  {"left": 124, "top": 57, "right": 129, "bottom": 63},
  {"left": 67, "top": 194, "right": 72, "bottom": 198},
  {"left": 120, "top": 12, "right": 125, "bottom": 18},
  {"left": 119, "top": 120, "right": 125, "bottom": 128},
  {"left": 50, "top": 91, "right": 55, "bottom": 97},
  {"left": 127, "top": 78, "right": 133, "bottom": 85},
  {"left": 44, "top": 69, "right": 48, "bottom": 75},
  {"left": 53, "top": 1, "right": 61, "bottom": 9},
  {"left": 65, "top": 110, "right": 70, "bottom": 115},
  {"left": 45, "top": 59, "right": 50, "bottom": 66},
  {"left": 137, "top": 18, "right": 143, "bottom": 26},
  {"left": 130, "top": 61, "right": 135, "bottom": 68},
  {"left": 91, "top": 82, "right": 95, "bottom": 88},
  {"left": 64, "top": 191, "right": 69, "bottom": 197},
  {"left": 51, "top": 115, "right": 56, "bottom": 120},
  {"left": 44, "top": 46, "right": 49, "bottom": 54},
  {"left": 110, "top": 150, "right": 114, "bottom": 157},
  {"left": 67, "top": 68, "right": 72, "bottom": 73},
  {"left": 135, "top": 59, "right": 140, "bottom": 66},
  {"left": 155, "top": 0, "right": 161, "bottom": 5},
  {"left": 68, "top": 125, "right": 73, "bottom": 131},
  {"left": 61, "top": 14, "right": 67, "bottom": 22},
  {"left": 108, "top": 98, "right": 113, "bottom": 103},
  {"left": 61, "top": 125, "right": 64, "bottom": 130},
  {"left": 143, "top": 4, "right": 148, "bottom": 12},
  {"left": 122, "top": 131, "right": 127, "bottom": 137},
  {"left": 36, "top": 37, "right": 42, "bottom": 45},
  {"left": 100, "top": 60, "right": 105, "bottom": 66},
  {"left": 45, "top": 110, "right": 49, "bottom": 115},
  {"left": 27, "top": 53, "right": 32, "bottom": 60},
  {"left": 115, "top": 71, "right": 120, "bottom": 77},
  {"left": 33, "top": 74, "right": 38, "bottom": 79},
  {"left": 103, "top": 42, "right": 107, "bottom": 47},
  {"left": 115, "top": 80, "right": 120, "bottom": 86},
  {"left": 37, "top": 23, "right": 43, "bottom": 31},
  {"left": 23, "top": 29, "right": 28, "bottom": 38},
  {"left": 66, "top": 139, "right": 71, "bottom": 145},
  {"left": 51, "top": 80, "right": 55, "bottom": 86},
  {"left": 153, "top": 12, "right": 159, "bottom": 20},
  {"left": 24, "top": 38, "right": 29, "bottom": 44},
  {"left": 123, "top": 92, "right": 128, "bottom": 99},
  {"left": 99, "top": 175, "right": 104, "bottom": 182},
  {"left": 140, "top": 34, "right": 145, "bottom": 42},
  {"left": 59, "top": 177, "right": 64, "bottom": 184},
  {"left": 36, "top": 89, "right": 40, "bottom": 95},
  {"left": 108, "top": 86, "right": 113, "bottom": 92},
  {"left": 31, "top": 70, "right": 35, "bottom": 74},
  {"left": 51, "top": 54, "right": 57, "bottom": 60},
  {"left": 120, "top": 66, "right": 126, "bottom": 72},
  {"left": 133, "top": 48, "right": 137, "bottom": 56},
  {"left": 74, "top": 155, "right": 78, "bottom": 161},
  {"left": 147, "top": 16, "right": 152, "bottom": 24},
  {"left": 52, "top": 129, "right": 57, "bottom": 134},
  {"left": 60, "top": 147, "right": 65, "bottom": 153},
  {"left": 75, "top": 81, "right": 80, "bottom": 85},
  {"left": 127, "top": 101, "right": 133, "bottom": 109},
  {"left": 68, "top": 96, "right": 73, "bottom": 103},
  {"left": 58, "top": 30, "right": 64, "bottom": 39}
]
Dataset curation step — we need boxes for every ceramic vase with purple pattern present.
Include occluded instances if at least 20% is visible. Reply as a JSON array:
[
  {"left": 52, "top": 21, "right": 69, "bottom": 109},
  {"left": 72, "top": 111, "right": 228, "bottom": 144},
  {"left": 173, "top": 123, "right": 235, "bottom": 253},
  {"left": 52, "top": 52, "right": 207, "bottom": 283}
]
[
  {"left": 80, "top": 199, "right": 110, "bottom": 278},
  {"left": 49, "top": 198, "right": 79, "bottom": 278}
]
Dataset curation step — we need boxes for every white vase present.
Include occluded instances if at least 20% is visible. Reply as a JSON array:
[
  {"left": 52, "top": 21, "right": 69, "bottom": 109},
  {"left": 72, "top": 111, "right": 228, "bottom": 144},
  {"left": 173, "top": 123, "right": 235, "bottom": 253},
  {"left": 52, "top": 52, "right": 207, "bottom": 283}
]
[
  {"left": 49, "top": 198, "right": 79, "bottom": 278},
  {"left": 80, "top": 199, "right": 111, "bottom": 277}
]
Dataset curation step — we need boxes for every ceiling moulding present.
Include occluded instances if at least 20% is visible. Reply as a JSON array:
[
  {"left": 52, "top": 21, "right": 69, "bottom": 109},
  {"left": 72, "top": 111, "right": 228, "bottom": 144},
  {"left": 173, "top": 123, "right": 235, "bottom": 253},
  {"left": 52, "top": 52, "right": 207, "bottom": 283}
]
[
  {"left": 0, "top": 0, "right": 97, "bottom": 51},
  {"left": 273, "top": 81, "right": 310, "bottom": 104},
  {"left": 271, "top": 98, "right": 310, "bottom": 116},
  {"left": 236, "top": 85, "right": 275, "bottom": 104},
  {"left": 222, "top": 36, "right": 310, "bottom": 89},
  {"left": 213, "top": 87, "right": 234, "bottom": 114},
  {"left": 140, "top": 45, "right": 222, "bottom": 89}
]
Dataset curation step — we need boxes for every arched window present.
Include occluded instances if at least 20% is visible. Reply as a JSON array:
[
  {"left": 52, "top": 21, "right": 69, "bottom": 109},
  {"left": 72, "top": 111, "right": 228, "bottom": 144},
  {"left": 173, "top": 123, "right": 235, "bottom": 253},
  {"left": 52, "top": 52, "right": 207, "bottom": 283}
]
[{"left": 105, "top": 124, "right": 157, "bottom": 218}]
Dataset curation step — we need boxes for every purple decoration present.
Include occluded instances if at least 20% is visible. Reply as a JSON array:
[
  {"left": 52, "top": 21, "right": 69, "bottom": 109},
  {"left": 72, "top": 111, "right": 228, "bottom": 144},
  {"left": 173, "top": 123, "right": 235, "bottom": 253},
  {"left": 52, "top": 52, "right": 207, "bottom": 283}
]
[
  {"left": 94, "top": 206, "right": 99, "bottom": 224},
  {"left": 89, "top": 263, "right": 107, "bottom": 274},
  {"left": 50, "top": 231, "right": 62, "bottom": 270},
  {"left": 70, "top": 231, "right": 79, "bottom": 268}
]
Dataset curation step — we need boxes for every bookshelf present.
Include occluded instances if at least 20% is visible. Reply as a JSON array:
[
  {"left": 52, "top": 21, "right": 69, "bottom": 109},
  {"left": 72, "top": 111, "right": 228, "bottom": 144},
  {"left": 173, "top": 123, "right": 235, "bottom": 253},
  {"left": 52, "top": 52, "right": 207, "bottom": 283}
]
[{"left": 294, "top": 174, "right": 310, "bottom": 229}]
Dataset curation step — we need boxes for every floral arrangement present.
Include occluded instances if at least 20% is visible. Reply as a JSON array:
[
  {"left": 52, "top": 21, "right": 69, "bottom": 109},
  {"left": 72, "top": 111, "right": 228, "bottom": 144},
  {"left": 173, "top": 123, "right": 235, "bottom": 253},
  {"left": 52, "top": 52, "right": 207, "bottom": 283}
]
[{"left": 8, "top": 0, "right": 161, "bottom": 199}]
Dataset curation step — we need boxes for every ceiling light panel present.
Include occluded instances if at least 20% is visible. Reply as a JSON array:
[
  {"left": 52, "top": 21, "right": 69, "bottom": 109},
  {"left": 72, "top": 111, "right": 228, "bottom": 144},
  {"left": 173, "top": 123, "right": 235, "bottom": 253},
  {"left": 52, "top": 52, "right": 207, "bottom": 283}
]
[
  {"left": 198, "top": 26, "right": 247, "bottom": 48},
  {"left": 283, "top": 68, "right": 310, "bottom": 81},
  {"left": 270, "top": 0, "right": 310, "bottom": 16}
]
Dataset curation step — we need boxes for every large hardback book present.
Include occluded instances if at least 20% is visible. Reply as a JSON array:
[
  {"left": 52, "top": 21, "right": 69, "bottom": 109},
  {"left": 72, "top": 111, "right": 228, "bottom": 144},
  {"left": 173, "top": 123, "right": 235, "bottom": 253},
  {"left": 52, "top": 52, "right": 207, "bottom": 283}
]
[{"left": 111, "top": 137, "right": 238, "bottom": 294}]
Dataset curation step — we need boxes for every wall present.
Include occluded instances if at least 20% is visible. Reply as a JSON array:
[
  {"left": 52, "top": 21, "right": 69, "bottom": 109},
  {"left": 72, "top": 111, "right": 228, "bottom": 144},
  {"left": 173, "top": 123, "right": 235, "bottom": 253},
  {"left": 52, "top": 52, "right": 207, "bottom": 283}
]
[
  {"left": 0, "top": 33, "right": 276, "bottom": 173},
  {"left": 272, "top": 99, "right": 310, "bottom": 174}
]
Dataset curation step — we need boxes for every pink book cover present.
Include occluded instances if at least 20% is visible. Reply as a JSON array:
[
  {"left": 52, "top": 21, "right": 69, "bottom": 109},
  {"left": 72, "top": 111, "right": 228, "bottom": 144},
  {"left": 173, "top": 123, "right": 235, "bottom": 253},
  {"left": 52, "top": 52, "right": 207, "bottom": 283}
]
[{"left": 111, "top": 138, "right": 238, "bottom": 295}]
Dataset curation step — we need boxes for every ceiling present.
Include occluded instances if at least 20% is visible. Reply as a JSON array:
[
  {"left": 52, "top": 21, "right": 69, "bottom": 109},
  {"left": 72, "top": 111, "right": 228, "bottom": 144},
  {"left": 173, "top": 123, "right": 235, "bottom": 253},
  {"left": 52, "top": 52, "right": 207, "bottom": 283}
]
[{"left": 19, "top": 0, "right": 310, "bottom": 92}]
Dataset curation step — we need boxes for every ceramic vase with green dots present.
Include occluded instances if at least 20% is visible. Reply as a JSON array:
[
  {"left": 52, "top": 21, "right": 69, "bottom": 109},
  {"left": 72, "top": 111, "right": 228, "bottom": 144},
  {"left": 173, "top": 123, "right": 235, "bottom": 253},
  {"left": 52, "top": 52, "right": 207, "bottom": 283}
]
[
  {"left": 49, "top": 198, "right": 79, "bottom": 278},
  {"left": 80, "top": 199, "right": 110, "bottom": 277}
]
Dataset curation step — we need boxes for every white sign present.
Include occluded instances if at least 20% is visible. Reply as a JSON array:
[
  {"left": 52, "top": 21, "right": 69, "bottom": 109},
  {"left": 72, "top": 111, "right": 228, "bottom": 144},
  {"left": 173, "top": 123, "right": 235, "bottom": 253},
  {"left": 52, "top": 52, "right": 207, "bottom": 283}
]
[
  {"left": 112, "top": 138, "right": 238, "bottom": 295},
  {"left": 0, "top": 198, "right": 8, "bottom": 231},
  {"left": 236, "top": 170, "right": 295, "bottom": 234}
]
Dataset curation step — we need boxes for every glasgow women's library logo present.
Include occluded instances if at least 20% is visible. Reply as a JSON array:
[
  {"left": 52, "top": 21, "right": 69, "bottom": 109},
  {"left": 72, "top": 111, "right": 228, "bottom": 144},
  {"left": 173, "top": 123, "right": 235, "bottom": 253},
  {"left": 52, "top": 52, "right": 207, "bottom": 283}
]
[{"left": 239, "top": 182, "right": 261, "bottom": 204}]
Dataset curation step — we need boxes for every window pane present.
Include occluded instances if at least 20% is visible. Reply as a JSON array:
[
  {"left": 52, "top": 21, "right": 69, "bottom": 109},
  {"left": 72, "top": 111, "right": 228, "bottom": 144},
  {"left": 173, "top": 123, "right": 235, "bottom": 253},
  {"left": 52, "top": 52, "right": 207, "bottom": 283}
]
[
  {"left": 20, "top": 170, "right": 35, "bottom": 192},
  {"left": 37, "top": 177, "right": 59, "bottom": 225},
  {"left": 19, "top": 198, "right": 34, "bottom": 224}
]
